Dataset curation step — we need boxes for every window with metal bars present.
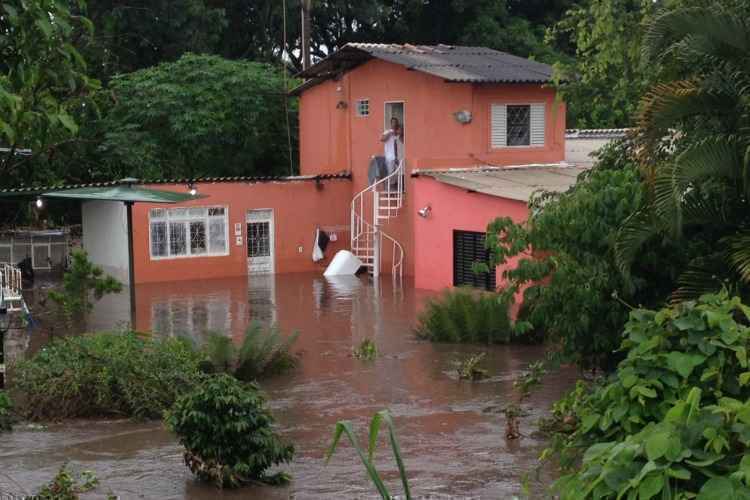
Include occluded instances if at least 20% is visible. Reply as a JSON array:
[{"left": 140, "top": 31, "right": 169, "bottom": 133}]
[
  {"left": 507, "top": 105, "right": 530, "bottom": 146},
  {"left": 247, "top": 221, "right": 271, "bottom": 258},
  {"left": 453, "top": 230, "right": 496, "bottom": 291}
]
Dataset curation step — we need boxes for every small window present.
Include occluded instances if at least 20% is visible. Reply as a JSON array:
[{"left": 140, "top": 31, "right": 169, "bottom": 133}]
[
  {"left": 491, "top": 103, "right": 545, "bottom": 148},
  {"left": 507, "top": 105, "right": 530, "bottom": 146},
  {"left": 356, "top": 99, "right": 370, "bottom": 117}
]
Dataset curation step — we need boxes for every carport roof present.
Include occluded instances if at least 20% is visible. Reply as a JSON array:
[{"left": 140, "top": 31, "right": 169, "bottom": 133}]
[{"left": 412, "top": 164, "right": 589, "bottom": 202}]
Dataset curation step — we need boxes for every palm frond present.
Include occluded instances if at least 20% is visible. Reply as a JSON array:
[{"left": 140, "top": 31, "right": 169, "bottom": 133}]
[
  {"left": 614, "top": 209, "right": 661, "bottom": 283},
  {"left": 643, "top": 5, "right": 750, "bottom": 65},
  {"left": 724, "top": 230, "right": 750, "bottom": 283},
  {"left": 671, "top": 253, "right": 729, "bottom": 303}
]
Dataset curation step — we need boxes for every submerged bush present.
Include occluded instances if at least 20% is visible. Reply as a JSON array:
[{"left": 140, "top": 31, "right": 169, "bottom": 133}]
[
  {"left": 204, "top": 322, "right": 299, "bottom": 380},
  {"left": 415, "top": 288, "right": 512, "bottom": 344},
  {"left": 36, "top": 465, "right": 102, "bottom": 499},
  {"left": 166, "top": 374, "right": 294, "bottom": 488},
  {"left": 547, "top": 292, "right": 750, "bottom": 498},
  {"left": 0, "top": 391, "right": 14, "bottom": 431},
  {"left": 13, "top": 331, "right": 202, "bottom": 420},
  {"left": 353, "top": 338, "right": 377, "bottom": 361}
]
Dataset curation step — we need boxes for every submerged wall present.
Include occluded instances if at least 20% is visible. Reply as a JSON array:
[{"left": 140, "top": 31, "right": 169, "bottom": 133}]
[{"left": 130, "top": 178, "right": 352, "bottom": 284}]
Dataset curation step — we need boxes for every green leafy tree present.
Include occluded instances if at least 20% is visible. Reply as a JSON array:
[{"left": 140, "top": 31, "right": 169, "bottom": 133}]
[
  {"left": 485, "top": 149, "right": 681, "bottom": 369},
  {"left": 78, "top": 0, "right": 227, "bottom": 80},
  {"left": 166, "top": 374, "right": 294, "bottom": 488},
  {"left": 48, "top": 249, "right": 122, "bottom": 325},
  {"left": 547, "top": 0, "right": 657, "bottom": 128},
  {"left": 549, "top": 292, "right": 750, "bottom": 498},
  {"left": 616, "top": 0, "right": 750, "bottom": 302},
  {"left": 0, "top": 0, "right": 97, "bottom": 187},
  {"left": 97, "top": 54, "right": 296, "bottom": 179}
]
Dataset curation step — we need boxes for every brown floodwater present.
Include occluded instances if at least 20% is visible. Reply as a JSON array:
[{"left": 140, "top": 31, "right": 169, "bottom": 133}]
[{"left": 0, "top": 273, "right": 577, "bottom": 499}]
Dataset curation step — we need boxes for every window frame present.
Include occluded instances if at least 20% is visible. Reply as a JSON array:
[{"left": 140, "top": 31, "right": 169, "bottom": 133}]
[
  {"left": 149, "top": 205, "right": 229, "bottom": 260},
  {"left": 490, "top": 102, "right": 546, "bottom": 150}
]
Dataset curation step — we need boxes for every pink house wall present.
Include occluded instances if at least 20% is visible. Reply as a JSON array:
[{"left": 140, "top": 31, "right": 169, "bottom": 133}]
[
  {"left": 412, "top": 176, "right": 529, "bottom": 291},
  {"left": 131, "top": 179, "right": 351, "bottom": 284},
  {"left": 298, "top": 58, "right": 565, "bottom": 277}
]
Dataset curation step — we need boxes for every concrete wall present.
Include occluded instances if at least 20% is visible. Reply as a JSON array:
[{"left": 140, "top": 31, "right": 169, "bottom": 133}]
[
  {"left": 412, "top": 176, "right": 529, "bottom": 292},
  {"left": 565, "top": 137, "right": 616, "bottom": 167},
  {"left": 131, "top": 179, "right": 352, "bottom": 284},
  {"left": 82, "top": 200, "right": 130, "bottom": 284}
]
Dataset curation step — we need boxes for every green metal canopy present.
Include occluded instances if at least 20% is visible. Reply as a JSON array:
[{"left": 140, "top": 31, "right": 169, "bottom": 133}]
[{"left": 42, "top": 185, "right": 205, "bottom": 203}]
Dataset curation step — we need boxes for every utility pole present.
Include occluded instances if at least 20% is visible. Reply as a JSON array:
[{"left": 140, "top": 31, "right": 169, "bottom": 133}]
[{"left": 301, "top": 0, "right": 312, "bottom": 70}]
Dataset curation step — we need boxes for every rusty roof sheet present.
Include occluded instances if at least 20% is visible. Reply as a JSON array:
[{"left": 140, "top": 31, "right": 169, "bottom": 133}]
[
  {"left": 413, "top": 164, "right": 589, "bottom": 202},
  {"left": 291, "top": 43, "right": 555, "bottom": 95}
]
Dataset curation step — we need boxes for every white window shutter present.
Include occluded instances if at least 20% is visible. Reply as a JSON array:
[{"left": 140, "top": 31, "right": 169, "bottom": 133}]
[
  {"left": 530, "top": 103, "right": 545, "bottom": 146},
  {"left": 490, "top": 104, "right": 507, "bottom": 148}
]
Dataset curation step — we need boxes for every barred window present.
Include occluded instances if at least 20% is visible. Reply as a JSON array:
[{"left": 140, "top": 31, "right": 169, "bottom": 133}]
[
  {"left": 491, "top": 103, "right": 545, "bottom": 148},
  {"left": 149, "top": 206, "right": 228, "bottom": 259}
]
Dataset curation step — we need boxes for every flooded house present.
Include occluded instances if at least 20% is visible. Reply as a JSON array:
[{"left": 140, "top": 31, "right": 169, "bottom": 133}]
[{"left": 1, "top": 44, "right": 586, "bottom": 293}]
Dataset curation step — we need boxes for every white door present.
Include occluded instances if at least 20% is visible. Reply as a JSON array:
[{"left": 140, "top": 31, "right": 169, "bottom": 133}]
[{"left": 247, "top": 209, "right": 275, "bottom": 274}]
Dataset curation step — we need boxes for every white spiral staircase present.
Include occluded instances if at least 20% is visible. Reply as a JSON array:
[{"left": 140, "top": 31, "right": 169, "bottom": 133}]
[{"left": 350, "top": 160, "right": 405, "bottom": 278}]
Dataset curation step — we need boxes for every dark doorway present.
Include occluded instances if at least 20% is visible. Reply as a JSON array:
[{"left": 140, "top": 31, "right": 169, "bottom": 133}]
[{"left": 453, "top": 230, "right": 496, "bottom": 291}]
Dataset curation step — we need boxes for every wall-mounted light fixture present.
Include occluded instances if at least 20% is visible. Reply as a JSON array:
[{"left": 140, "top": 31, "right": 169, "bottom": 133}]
[
  {"left": 187, "top": 182, "right": 197, "bottom": 196},
  {"left": 418, "top": 205, "right": 432, "bottom": 218},
  {"left": 453, "top": 110, "right": 472, "bottom": 124},
  {"left": 35, "top": 197, "right": 43, "bottom": 209}
]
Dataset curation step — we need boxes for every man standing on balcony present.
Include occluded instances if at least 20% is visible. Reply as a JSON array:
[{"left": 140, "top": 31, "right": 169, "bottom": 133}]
[{"left": 381, "top": 117, "right": 404, "bottom": 176}]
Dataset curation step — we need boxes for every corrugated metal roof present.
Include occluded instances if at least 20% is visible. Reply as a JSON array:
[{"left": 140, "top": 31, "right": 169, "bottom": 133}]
[
  {"left": 0, "top": 172, "right": 351, "bottom": 198},
  {"left": 413, "top": 164, "right": 588, "bottom": 202},
  {"left": 565, "top": 128, "right": 631, "bottom": 139},
  {"left": 291, "top": 43, "right": 555, "bottom": 95}
]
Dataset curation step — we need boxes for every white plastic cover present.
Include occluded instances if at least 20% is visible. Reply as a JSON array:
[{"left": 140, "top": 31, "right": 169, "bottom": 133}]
[{"left": 323, "top": 250, "right": 363, "bottom": 276}]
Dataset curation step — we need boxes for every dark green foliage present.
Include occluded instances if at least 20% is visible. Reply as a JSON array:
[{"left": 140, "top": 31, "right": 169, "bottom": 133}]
[
  {"left": 97, "top": 54, "right": 297, "bottom": 180},
  {"left": 79, "top": 0, "right": 226, "bottom": 79},
  {"left": 616, "top": 0, "right": 750, "bottom": 303},
  {"left": 166, "top": 374, "right": 294, "bottom": 488},
  {"left": 547, "top": 292, "right": 750, "bottom": 498},
  {"left": 13, "top": 331, "right": 202, "bottom": 420},
  {"left": 204, "top": 322, "right": 299, "bottom": 381},
  {"left": 415, "top": 288, "right": 513, "bottom": 344},
  {"left": 548, "top": 0, "right": 656, "bottom": 128},
  {"left": 326, "top": 409, "right": 411, "bottom": 500},
  {"left": 0, "top": 0, "right": 97, "bottom": 188},
  {"left": 48, "top": 249, "right": 122, "bottom": 323},
  {"left": 0, "top": 391, "right": 14, "bottom": 432},
  {"left": 486, "top": 163, "right": 680, "bottom": 369}
]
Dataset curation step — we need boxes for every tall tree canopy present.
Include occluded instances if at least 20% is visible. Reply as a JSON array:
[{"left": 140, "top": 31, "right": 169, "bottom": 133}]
[
  {"left": 0, "top": 0, "right": 96, "bottom": 186},
  {"left": 96, "top": 54, "right": 295, "bottom": 181}
]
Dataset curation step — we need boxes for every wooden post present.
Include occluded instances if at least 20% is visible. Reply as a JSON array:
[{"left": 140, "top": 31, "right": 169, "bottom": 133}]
[{"left": 301, "top": 0, "right": 312, "bottom": 70}]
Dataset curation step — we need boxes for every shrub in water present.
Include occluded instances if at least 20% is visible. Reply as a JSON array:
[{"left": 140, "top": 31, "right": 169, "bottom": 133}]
[
  {"left": 547, "top": 292, "right": 750, "bottom": 498},
  {"left": 13, "top": 331, "right": 202, "bottom": 420},
  {"left": 353, "top": 338, "right": 377, "bottom": 361},
  {"left": 204, "top": 322, "right": 299, "bottom": 380},
  {"left": 415, "top": 288, "right": 512, "bottom": 344},
  {"left": 0, "top": 391, "right": 14, "bottom": 431},
  {"left": 166, "top": 374, "right": 294, "bottom": 488}
]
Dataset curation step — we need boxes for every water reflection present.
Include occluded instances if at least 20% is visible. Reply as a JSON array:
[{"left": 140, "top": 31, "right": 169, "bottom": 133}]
[{"left": 0, "top": 273, "right": 576, "bottom": 499}]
